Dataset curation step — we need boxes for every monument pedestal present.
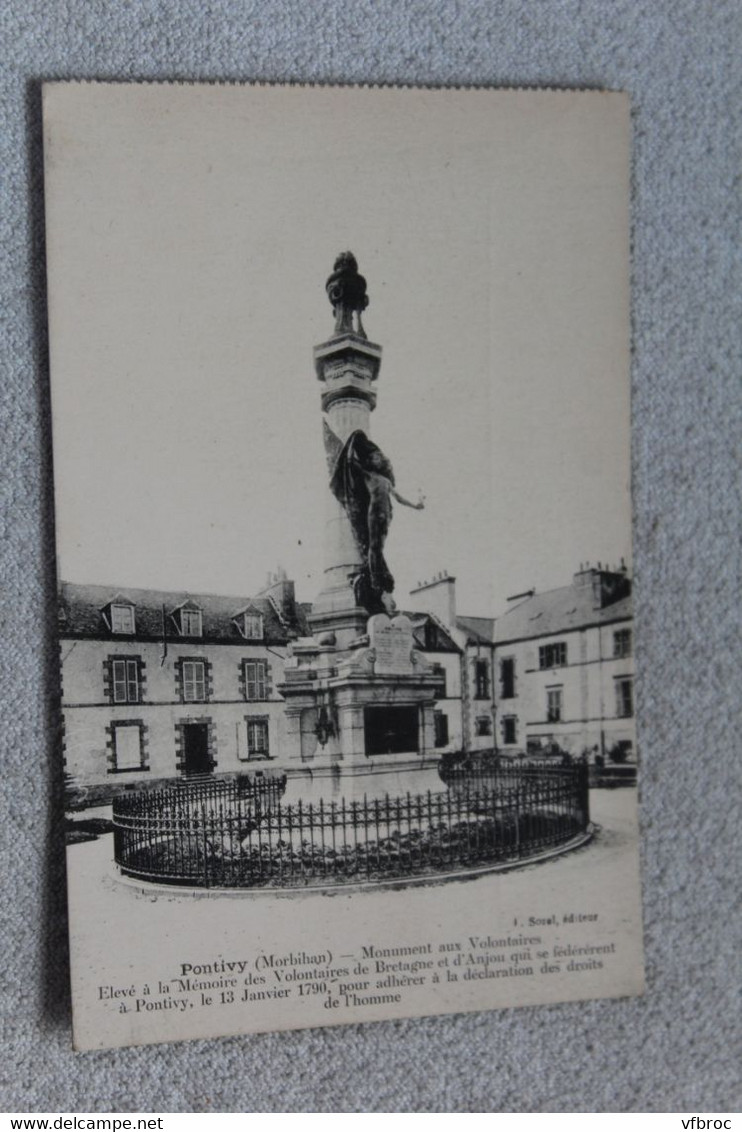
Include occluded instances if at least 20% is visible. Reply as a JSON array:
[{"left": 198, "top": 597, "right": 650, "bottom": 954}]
[{"left": 278, "top": 614, "right": 445, "bottom": 803}]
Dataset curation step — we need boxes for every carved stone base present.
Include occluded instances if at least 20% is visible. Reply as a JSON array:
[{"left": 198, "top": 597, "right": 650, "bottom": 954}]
[
  {"left": 281, "top": 754, "right": 443, "bottom": 805},
  {"left": 277, "top": 615, "right": 445, "bottom": 802},
  {"left": 306, "top": 589, "right": 368, "bottom": 647}
]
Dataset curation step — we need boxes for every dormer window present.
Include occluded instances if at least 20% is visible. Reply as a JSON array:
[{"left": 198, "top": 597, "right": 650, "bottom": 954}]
[
  {"left": 234, "top": 607, "right": 263, "bottom": 640},
  {"left": 180, "top": 608, "right": 202, "bottom": 637},
  {"left": 243, "top": 613, "right": 263, "bottom": 640},
  {"left": 110, "top": 603, "right": 135, "bottom": 635},
  {"left": 170, "top": 601, "right": 204, "bottom": 638}
]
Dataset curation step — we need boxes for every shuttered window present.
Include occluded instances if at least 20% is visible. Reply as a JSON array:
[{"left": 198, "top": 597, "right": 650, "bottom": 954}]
[
  {"left": 111, "top": 658, "right": 140, "bottom": 703},
  {"left": 244, "top": 660, "right": 267, "bottom": 700},
  {"left": 182, "top": 660, "right": 206, "bottom": 702}
]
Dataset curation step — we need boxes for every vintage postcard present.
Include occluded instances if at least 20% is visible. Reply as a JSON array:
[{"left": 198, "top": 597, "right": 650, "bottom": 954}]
[{"left": 43, "top": 82, "right": 643, "bottom": 1050}]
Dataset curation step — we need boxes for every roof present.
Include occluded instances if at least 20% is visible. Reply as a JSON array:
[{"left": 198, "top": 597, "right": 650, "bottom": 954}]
[
  {"left": 494, "top": 583, "right": 632, "bottom": 645},
  {"left": 456, "top": 615, "right": 495, "bottom": 646},
  {"left": 403, "top": 612, "right": 462, "bottom": 654},
  {"left": 58, "top": 582, "right": 310, "bottom": 644}
]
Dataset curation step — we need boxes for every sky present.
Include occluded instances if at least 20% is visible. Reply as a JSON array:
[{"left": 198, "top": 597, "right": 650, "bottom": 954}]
[{"left": 45, "top": 84, "right": 631, "bottom": 618}]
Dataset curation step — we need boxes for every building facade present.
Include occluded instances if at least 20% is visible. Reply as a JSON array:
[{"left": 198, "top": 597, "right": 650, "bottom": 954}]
[
  {"left": 407, "top": 610, "right": 464, "bottom": 754},
  {"left": 493, "top": 565, "right": 635, "bottom": 761},
  {"left": 60, "top": 576, "right": 462, "bottom": 804},
  {"left": 408, "top": 564, "right": 635, "bottom": 764},
  {"left": 59, "top": 563, "right": 634, "bottom": 804},
  {"left": 408, "top": 573, "right": 497, "bottom": 753},
  {"left": 59, "top": 575, "right": 307, "bottom": 803}
]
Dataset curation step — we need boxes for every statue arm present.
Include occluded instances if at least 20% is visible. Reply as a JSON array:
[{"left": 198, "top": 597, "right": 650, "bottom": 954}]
[{"left": 390, "top": 485, "right": 425, "bottom": 510}]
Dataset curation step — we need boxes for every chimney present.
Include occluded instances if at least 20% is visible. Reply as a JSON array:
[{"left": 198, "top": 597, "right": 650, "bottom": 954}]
[
  {"left": 506, "top": 588, "right": 535, "bottom": 606},
  {"left": 573, "top": 563, "right": 596, "bottom": 587},
  {"left": 259, "top": 568, "right": 296, "bottom": 621},
  {"left": 573, "top": 562, "right": 631, "bottom": 607},
  {"left": 408, "top": 571, "right": 457, "bottom": 626}
]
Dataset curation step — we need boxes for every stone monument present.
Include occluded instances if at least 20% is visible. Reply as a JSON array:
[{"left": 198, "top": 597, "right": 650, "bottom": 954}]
[{"left": 278, "top": 253, "right": 443, "bottom": 800}]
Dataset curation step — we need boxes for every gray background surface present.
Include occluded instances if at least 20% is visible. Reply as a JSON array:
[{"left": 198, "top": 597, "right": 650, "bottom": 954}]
[{"left": 1, "top": 0, "right": 739, "bottom": 1113}]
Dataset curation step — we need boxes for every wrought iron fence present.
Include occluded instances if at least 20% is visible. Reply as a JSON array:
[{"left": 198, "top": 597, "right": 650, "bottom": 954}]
[
  {"left": 438, "top": 751, "right": 585, "bottom": 791},
  {"left": 113, "top": 761, "right": 589, "bottom": 888}
]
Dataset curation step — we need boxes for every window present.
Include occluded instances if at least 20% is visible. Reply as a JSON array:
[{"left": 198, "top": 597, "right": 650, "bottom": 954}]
[
  {"left": 111, "top": 658, "right": 140, "bottom": 704},
  {"left": 176, "top": 657, "right": 211, "bottom": 703},
  {"left": 244, "top": 660, "right": 268, "bottom": 701},
  {"left": 110, "top": 603, "right": 134, "bottom": 634},
  {"left": 476, "top": 716, "right": 492, "bottom": 736},
  {"left": 182, "top": 660, "right": 207, "bottom": 702},
  {"left": 434, "top": 710, "right": 449, "bottom": 748},
  {"left": 613, "top": 629, "right": 632, "bottom": 658},
  {"left": 615, "top": 677, "right": 634, "bottom": 718},
  {"left": 546, "top": 687, "right": 563, "bottom": 723},
  {"left": 246, "top": 717, "right": 270, "bottom": 759},
  {"left": 243, "top": 613, "right": 263, "bottom": 640},
  {"left": 609, "top": 739, "right": 633, "bottom": 763},
  {"left": 424, "top": 622, "right": 438, "bottom": 650},
  {"left": 500, "top": 657, "right": 515, "bottom": 699},
  {"left": 501, "top": 716, "right": 517, "bottom": 745},
  {"left": 432, "top": 664, "right": 447, "bottom": 697},
  {"left": 474, "top": 659, "right": 490, "bottom": 699},
  {"left": 111, "top": 722, "right": 144, "bottom": 771},
  {"left": 181, "top": 608, "right": 202, "bottom": 637},
  {"left": 539, "top": 642, "right": 567, "bottom": 669}
]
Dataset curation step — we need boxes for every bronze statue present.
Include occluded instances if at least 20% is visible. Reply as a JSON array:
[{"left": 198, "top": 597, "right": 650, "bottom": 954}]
[{"left": 325, "top": 424, "right": 424, "bottom": 613}]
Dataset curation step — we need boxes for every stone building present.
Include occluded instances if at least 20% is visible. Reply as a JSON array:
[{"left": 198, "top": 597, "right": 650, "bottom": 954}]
[
  {"left": 58, "top": 563, "right": 633, "bottom": 803},
  {"left": 492, "top": 564, "right": 634, "bottom": 761},
  {"left": 407, "top": 572, "right": 496, "bottom": 753},
  {"left": 408, "top": 564, "right": 635, "bottom": 764},
  {"left": 406, "top": 611, "right": 464, "bottom": 754},
  {"left": 59, "top": 574, "right": 306, "bottom": 803},
  {"left": 59, "top": 575, "right": 461, "bottom": 804}
]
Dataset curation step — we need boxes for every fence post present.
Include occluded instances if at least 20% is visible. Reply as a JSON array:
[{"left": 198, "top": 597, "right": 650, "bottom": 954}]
[
  {"left": 579, "top": 757, "right": 590, "bottom": 828},
  {"left": 350, "top": 799, "right": 359, "bottom": 878},
  {"left": 373, "top": 796, "right": 380, "bottom": 875},
  {"left": 298, "top": 799, "right": 305, "bottom": 882},
  {"left": 200, "top": 797, "right": 209, "bottom": 886},
  {"left": 318, "top": 797, "right": 325, "bottom": 879}
]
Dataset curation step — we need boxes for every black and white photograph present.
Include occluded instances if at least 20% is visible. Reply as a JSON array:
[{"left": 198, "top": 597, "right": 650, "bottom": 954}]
[{"left": 44, "top": 82, "right": 643, "bottom": 1051}]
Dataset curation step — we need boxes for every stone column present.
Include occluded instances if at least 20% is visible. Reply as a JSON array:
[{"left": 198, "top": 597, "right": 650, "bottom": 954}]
[
  {"left": 309, "top": 253, "right": 382, "bottom": 642},
  {"left": 282, "top": 703, "right": 311, "bottom": 765},
  {"left": 419, "top": 702, "right": 437, "bottom": 758}
]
